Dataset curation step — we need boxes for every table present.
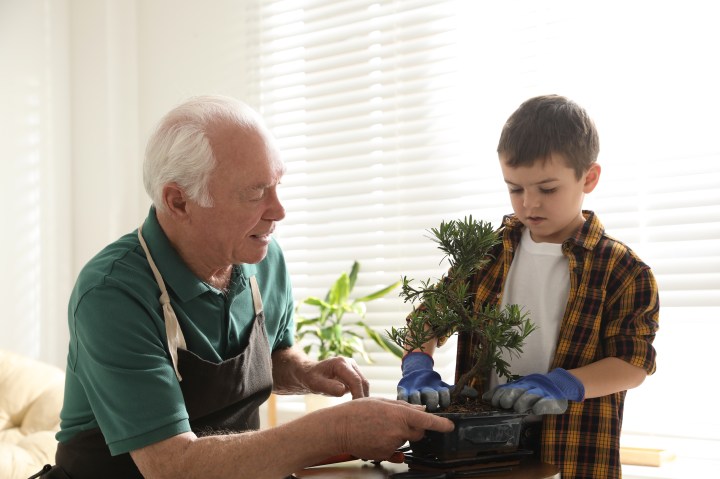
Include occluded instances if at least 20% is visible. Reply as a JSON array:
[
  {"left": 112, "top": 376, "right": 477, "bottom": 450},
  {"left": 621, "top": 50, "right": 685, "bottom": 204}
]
[{"left": 293, "top": 459, "right": 560, "bottom": 478}]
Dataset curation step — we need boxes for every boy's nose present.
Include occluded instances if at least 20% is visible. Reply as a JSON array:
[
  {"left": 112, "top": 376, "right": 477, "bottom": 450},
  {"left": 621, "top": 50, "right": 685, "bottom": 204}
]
[{"left": 523, "top": 192, "right": 540, "bottom": 208}]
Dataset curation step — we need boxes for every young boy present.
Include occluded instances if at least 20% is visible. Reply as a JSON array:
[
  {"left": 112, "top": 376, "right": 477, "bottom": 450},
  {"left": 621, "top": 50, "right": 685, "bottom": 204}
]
[{"left": 397, "top": 95, "right": 659, "bottom": 479}]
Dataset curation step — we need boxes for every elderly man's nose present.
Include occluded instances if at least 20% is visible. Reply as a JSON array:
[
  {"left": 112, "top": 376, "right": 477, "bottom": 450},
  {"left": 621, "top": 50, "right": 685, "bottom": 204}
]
[{"left": 269, "top": 189, "right": 286, "bottom": 221}]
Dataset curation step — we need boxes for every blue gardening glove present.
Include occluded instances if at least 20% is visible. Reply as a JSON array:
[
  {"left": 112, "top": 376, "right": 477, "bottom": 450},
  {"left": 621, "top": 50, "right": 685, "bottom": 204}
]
[
  {"left": 397, "top": 352, "right": 451, "bottom": 412},
  {"left": 482, "top": 368, "right": 585, "bottom": 415}
]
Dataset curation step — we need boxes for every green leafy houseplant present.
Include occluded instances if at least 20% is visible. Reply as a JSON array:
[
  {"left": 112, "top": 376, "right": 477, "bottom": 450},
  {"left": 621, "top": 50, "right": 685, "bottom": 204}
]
[
  {"left": 295, "top": 261, "right": 404, "bottom": 363},
  {"left": 388, "top": 216, "right": 536, "bottom": 404}
]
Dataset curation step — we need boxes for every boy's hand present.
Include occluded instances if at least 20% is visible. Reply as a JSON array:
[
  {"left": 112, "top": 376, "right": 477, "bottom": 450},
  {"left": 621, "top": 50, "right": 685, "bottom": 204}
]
[
  {"left": 483, "top": 368, "right": 585, "bottom": 415},
  {"left": 396, "top": 352, "right": 451, "bottom": 411}
]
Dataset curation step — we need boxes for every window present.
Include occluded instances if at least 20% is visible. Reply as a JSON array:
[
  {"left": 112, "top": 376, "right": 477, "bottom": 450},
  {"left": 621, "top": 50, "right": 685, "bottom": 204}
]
[
  {"left": 246, "top": 0, "right": 720, "bottom": 468},
  {"left": 0, "top": 0, "right": 71, "bottom": 365},
  {"left": 246, "top": 0, "right": 474, "bottom": 414}
]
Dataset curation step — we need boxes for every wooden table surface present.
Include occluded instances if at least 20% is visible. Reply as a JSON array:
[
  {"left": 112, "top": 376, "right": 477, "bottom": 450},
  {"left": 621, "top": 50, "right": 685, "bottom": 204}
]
[{"left": 293, "top": 459, "right": 560, "bottom": 478}]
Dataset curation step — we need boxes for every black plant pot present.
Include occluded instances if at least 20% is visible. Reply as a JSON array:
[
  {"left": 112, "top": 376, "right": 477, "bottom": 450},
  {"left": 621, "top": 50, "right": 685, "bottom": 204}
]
[{"left": 410, "top": 410, "right": 527, "bottom": 460}]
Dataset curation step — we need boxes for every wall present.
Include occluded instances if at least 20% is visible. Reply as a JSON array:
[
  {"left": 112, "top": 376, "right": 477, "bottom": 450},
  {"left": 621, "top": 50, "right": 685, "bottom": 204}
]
[
  {"left": 1, "top": 0, "right": 72, "bottom": 366},
  {"left": 0, "top": 0, "right": 253, "bottom": 366}
]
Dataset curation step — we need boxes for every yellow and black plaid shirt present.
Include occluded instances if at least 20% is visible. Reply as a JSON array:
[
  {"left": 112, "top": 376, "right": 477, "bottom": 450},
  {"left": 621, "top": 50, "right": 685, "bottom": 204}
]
[{"left": 452, "top": 211, "right": 659, "bottom": 479}]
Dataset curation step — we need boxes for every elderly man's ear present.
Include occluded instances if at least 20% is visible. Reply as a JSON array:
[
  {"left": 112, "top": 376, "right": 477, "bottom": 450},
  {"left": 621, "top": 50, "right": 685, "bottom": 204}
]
[{"left": 161, "top": 183, "right": 189, "bottom": 218}]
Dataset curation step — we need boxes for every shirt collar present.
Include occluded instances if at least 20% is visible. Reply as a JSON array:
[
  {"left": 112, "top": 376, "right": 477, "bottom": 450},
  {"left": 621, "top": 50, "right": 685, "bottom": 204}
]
[
  {"left": 567, "top": 210, "right": 604, "bottom": 251},
  {"left": 141, "top": 207, "right": 260, "bottom": 300},
  {"left": 501, "top": 210, "right": 604, "bottom": 252},
  {"left": 140, "top": 206, "right": 217, "bottom": 302}
]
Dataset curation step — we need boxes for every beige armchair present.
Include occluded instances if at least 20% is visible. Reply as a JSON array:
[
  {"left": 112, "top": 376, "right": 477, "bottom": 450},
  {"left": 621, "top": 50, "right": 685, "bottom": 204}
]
[{"left": 0, "top": 350, "right": 64, "bottom": 479}]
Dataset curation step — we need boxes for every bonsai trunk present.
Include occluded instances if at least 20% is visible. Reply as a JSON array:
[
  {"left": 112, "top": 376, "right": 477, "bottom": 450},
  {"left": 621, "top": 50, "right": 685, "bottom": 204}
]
[
  {"left": 450, "top": 332, "right": 491, "bottom": 403},
  {"left": 451, "top": 357, "right": 487, "bottom": 403}
]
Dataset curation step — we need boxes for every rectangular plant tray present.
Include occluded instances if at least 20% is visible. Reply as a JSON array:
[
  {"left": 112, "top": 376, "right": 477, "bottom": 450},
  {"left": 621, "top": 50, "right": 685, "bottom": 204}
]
[{"left": 410, "top": 410, "right": 527, "bottom": 460}]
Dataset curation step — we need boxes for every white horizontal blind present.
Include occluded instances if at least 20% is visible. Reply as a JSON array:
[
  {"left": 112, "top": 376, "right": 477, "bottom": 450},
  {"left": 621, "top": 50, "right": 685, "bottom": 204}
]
[
  {"left": 0, "top": 0, "right": 71, "bottom": 364},
  {"left": 246, "top": 0, "right": 720, "bottom": 449},
  {"left": 246, "top": 0, "right": 472, "bottom": 418}
]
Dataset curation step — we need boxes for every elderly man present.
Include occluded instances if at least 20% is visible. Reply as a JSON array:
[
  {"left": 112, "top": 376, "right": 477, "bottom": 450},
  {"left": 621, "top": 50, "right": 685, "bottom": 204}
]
[{"left": 40, "top": 96, "right": 452, "bottom": 479}]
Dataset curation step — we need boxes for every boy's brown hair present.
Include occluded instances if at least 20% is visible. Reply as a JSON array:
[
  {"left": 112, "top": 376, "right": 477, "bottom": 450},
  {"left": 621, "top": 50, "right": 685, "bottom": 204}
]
[{"left": 497, "top": 94, "right": 600, "bottom": 179}]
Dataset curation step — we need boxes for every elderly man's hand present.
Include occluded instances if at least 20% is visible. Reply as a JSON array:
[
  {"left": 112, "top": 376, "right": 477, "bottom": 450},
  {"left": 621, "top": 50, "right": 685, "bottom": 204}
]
[
  {"left": 328, "top": 398, "right": 454, "bottom": 462},
  {"left": 303, "top": 356, "right": 370, "bottom": 399}
]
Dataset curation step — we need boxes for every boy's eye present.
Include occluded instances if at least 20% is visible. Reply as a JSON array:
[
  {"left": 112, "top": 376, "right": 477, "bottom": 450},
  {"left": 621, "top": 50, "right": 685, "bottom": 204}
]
[
  {"left": 508, "top": 187, "right": 522, "bottom": 194},
  {"left": 540, "top": 187, "right": 558, "bottom": 194}
]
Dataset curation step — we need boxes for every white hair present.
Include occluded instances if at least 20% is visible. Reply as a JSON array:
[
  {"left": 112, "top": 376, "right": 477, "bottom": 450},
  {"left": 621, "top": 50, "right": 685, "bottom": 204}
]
[{"left": 143, "top": 95, "right": 265, "bottom": 211}]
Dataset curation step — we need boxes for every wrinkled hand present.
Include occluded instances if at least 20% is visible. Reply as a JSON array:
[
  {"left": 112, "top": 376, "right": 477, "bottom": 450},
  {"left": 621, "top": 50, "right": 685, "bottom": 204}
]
[
  {"left": 303, "top": 356, "right": 370, "bottom": 399},
  {"left": 482, "top": 368, "right": 585, "bottom": 415},
  {"left": 396, "top": 352, "right": 452, "bottom": 411},
  {"left": 331, "top": 398, "right": 455, "bottom": 461}
]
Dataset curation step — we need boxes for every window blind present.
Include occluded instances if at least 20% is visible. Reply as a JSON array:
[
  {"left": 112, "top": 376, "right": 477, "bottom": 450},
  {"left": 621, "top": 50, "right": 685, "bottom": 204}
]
[
  {"left": 246, "top": 0, "right": 472, "bottom": 417},
  {"left": 246, "top": 0, "right": 720, "bottom": 448},
  {"left": 1, "top": 0, "right": 77, "bottom": 367}
]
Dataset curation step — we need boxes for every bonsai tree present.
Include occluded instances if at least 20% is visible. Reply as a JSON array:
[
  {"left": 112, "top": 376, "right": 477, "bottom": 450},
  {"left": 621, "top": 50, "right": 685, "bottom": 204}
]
[
  {"left": 295, "top": 261, "right": 404, "bottom": 363},
  {"left": 388, "top": 216, "right": 535, "bottom": 404}
]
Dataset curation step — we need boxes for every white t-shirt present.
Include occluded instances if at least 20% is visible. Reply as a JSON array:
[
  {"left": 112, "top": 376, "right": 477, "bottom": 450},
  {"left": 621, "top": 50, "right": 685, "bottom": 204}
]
[{"left": 492, "top": 227, "right": 570, "bottom": 386}]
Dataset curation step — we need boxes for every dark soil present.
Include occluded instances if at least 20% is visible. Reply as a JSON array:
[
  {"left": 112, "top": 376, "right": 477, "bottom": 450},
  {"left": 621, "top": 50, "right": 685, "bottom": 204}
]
[{"left": 442, "top": 397, "right": 495, "bottom": 414}]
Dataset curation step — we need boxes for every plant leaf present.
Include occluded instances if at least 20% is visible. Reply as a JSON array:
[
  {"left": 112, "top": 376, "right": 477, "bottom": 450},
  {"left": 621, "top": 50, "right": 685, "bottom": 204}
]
[
  {"left": 295, "top": 317, "right": 321, "bottom": 328},
  {"left": 328, "top": 273, "right": 350, "bottom": 306},
  {"left": 294, "top": 263, "right": 402, "bottom": 364},
  {"left": 349, "top": 302, "right": 366, "bottom": 316},
  {"left": 354, "top": 280, "right": 401, "bottom": 302},
  {"left": 303, "top": 297, "right": 330, "bottom": 309},
  {"left": 348, "top": 261, "right": 360, "bottom": 292},
  {"left": 359, "top": 323, "right": 404, "bottom": 358}
]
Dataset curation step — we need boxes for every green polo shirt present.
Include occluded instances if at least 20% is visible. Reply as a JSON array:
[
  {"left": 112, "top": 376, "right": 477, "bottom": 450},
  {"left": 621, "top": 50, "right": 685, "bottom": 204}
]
[{"left": 57, "top": 208, "right": 295, "bottom": 455}]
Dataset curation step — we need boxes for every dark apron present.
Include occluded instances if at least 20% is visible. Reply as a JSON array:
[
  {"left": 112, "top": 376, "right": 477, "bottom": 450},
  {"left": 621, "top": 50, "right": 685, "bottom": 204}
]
[{"left": 34, "top": 227, "right": 273, "bottom": 479}]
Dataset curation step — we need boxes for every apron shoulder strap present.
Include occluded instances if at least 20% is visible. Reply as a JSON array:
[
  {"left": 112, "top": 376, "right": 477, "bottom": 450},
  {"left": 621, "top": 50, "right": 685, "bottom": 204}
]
[
  {"left": 249, "top": 275, "right": 264, "bottom": 316},
  {"left": 137, "top": 225, "right": 187, "bottom": 381}
]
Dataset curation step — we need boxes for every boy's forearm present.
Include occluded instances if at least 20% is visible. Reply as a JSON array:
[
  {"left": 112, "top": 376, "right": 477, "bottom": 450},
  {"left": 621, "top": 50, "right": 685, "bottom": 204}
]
[
  {"left": 569, "top": 357, "right": 647, "bottom": 399},
  {"left": 403, "top": 320, "right": 440, "bottom": 357}
]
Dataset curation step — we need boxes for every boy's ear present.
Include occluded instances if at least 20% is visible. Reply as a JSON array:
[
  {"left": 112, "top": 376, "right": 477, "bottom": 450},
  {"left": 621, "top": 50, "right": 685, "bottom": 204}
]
[
  {"left": 161, "top": 183, "right": 190, "bottom": 218},
  {"left": 583, "top": 163, "right": 601, "bottom": 193}
]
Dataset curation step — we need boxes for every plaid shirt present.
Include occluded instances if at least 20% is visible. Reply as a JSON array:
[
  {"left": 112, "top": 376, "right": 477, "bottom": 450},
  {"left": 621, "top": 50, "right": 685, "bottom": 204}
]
[{"left": 452, "top": 211, "right": 659, "bottom": 479}]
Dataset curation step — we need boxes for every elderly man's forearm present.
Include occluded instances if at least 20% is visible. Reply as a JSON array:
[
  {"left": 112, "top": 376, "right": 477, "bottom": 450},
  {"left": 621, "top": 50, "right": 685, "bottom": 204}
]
[
  {"left": 271, "top": 346, "right": 314, "bottom": 393},
  {"left": 131, "top": 415, "right": 340, "bottom": 479},
  {"left": 131, "top": 397, "right": 453, "bottom": 479}
]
